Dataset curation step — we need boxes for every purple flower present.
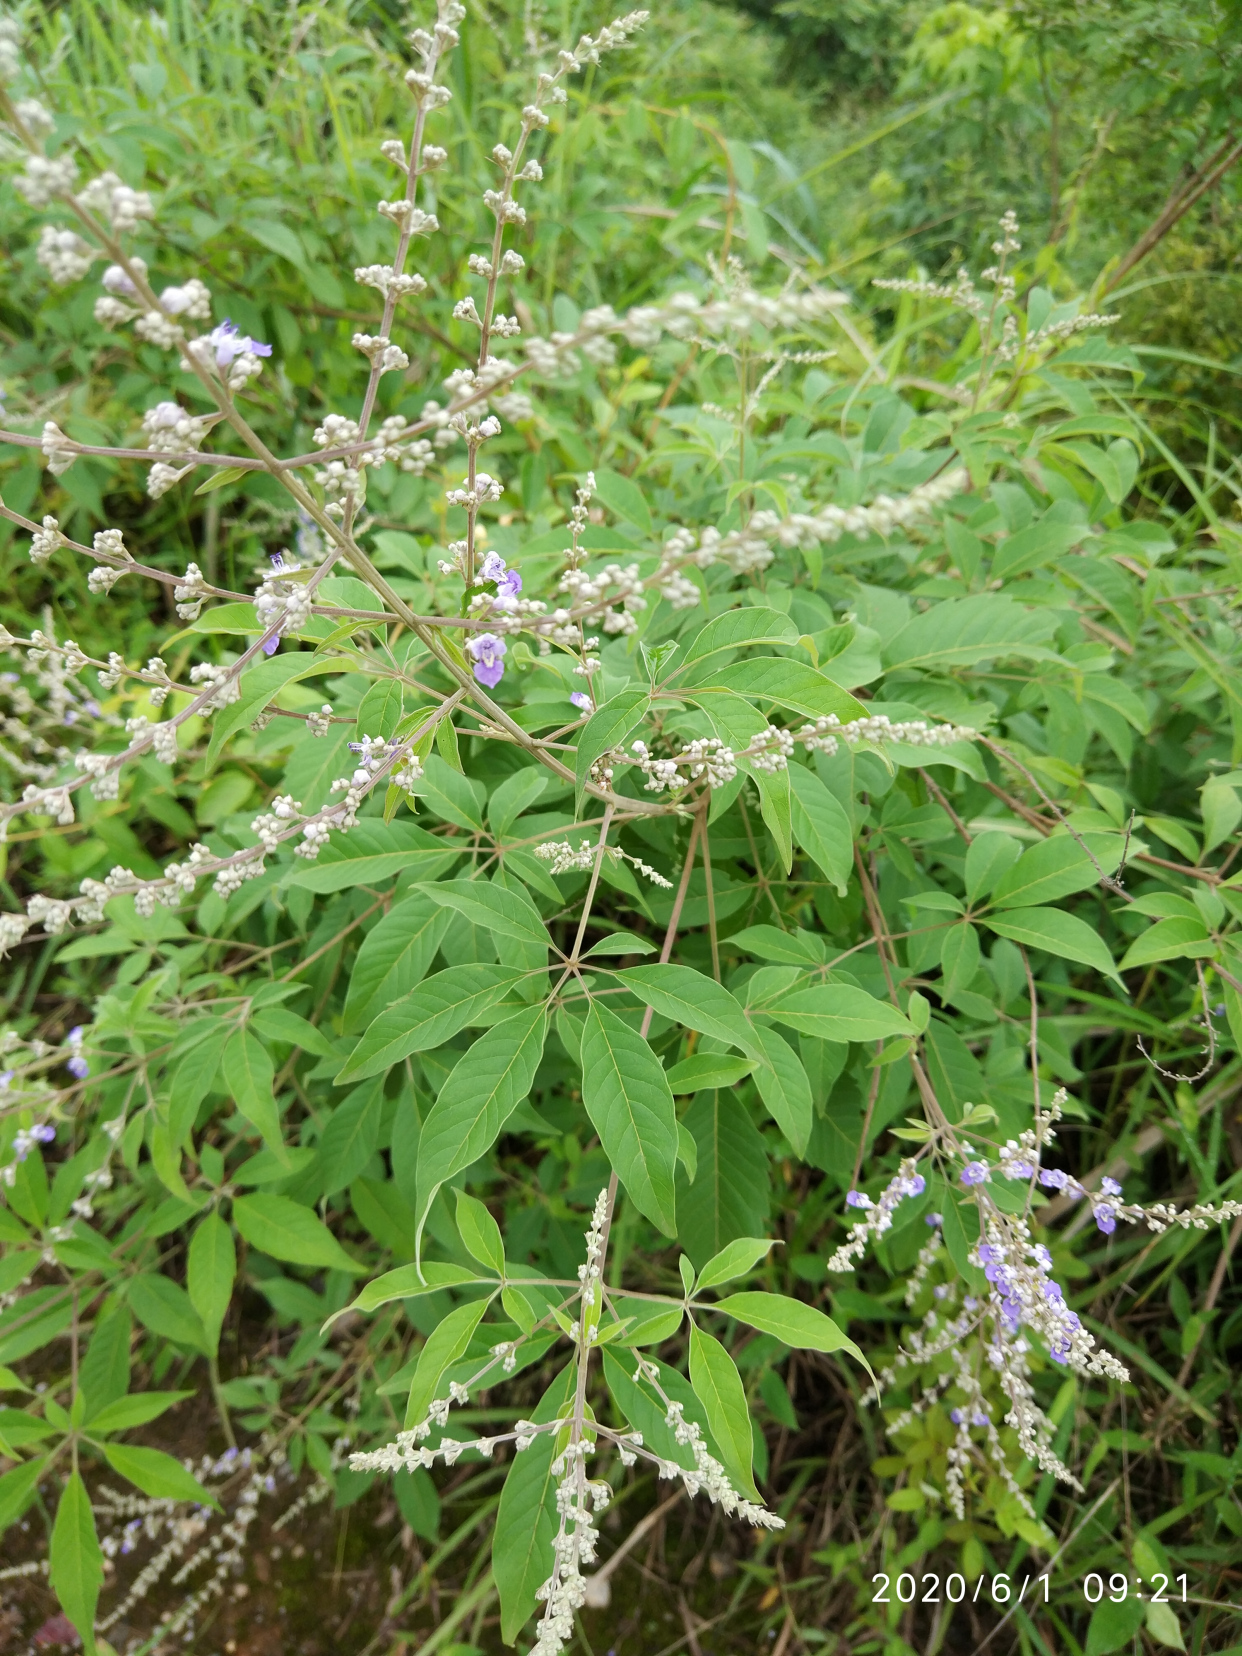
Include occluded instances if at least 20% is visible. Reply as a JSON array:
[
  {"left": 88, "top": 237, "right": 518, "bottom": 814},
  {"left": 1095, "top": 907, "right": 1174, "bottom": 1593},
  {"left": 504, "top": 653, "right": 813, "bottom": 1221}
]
[
  {"left": 845, "top": 1190, "right": 872, "bottom": 1209},
  {"left": 207, "top": 319, "right": 272, "bottom": 368},
  {"left": 926, "top": 1212, "right": 943, "bottom": 1228},
  {"left": 1094, "top": 1203, "right": 1116, "bottom": 1235},
  {"left": 1039, "top": 1167, "right": 1068, "bottom": 1191},
  {"left": 950, "top": 1407, "right": 965, "bottom": 1424},
  {"left": 67, "top": 1057, "right": 89, "bottom": 1079},
  {"left": 1100, "top": 1176, "right": 1123, "bottom": 1197},
  {"left": 960, "top": 1161, "right": 989, "bottom": 1187},
  {"left": 904, "top": 1173, "right": 926, "bottom": 1197},
  {"left": 1007, "top": 1160, "right": 1035, "bottom": 1179},
  {"left": 478, "top": 550, "right": 523, "bottom": 608},
  {"left": 33, "top": 1124, "right": 55, "bottom": 1143},
  {"left": 570, "top": 691, "right": 593, "bottom": 713},
  {"left": 467, "top": 632, "right": 507, "bottom": 689}
]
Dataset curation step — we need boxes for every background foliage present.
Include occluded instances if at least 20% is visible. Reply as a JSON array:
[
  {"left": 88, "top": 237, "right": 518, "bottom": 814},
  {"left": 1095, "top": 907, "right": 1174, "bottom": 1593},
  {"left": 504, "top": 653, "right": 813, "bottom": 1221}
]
[{"left": 1, "top": 0, "right": 1241, "bottom": 1653}]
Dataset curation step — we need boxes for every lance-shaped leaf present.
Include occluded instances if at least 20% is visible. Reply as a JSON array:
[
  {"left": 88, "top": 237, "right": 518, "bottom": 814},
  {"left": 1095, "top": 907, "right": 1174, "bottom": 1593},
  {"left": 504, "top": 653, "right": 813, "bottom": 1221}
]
[
  {"left": 789, "top": 763, "right": 852, "bottom": 896},
  {"left": 762, "top": 984, "right": 912, "bottom": 1041},
  {"left": 580, "top": 1002, "right": 678, "bottom": 1236},
  {"left": 0, "top": 1456, "right": 46, "bottom": 1533},
  {"left": 128, "top": 1274, "right": 210, "bottom": 1354},
  {"left": 337, "top": 964, "right": 527, "bottom": 1083},
  {"left": 83, "top": 1392, "right": 192, "bottom": 1433},
  {"left": 677, "top": 607, "right": 800, "bottom": 675},
  {"left": 688, "top": 1324, "right": 761, "bottom": 1502},
  {"left": 713, "top": 1291, "right": 869, "bottom": 1369},
  {"left": 404, "top": 1300, "right": 490, "bottom": 1428},
  {"left": 990, "top": 832, "right": 1124, "bottom": 911},
  {"left": 574, "top": 686, "right": 651, "bottom": 810},
  {"left": 187, "top": 1212, "right": 235, "bottom": 1356},
  {"left": 615, "top": 964, "right": 763, "bottom": 1060},
  {"left": 748, "top": 1023, "right": 813, "bottom": 1155},
  {"left": 50, "top": 1471, "right": 103, "bottom": 1655},
  {"left": 698, "top": 657, "right": 865, "bottom": 723},
  {"left": 494, "top": 1364, "right": 575, "bottom": 1642},
  {"left": 983, "top": 906, "right": 1124, "bottom": 985},
  {"left": 102, "top": 1444, "right": 219, "bottom": 1508},
  {"left": 414, "top": 1004, "right": 548, "bottom": 1254},
  {"left": 343, "top": 893, "right": 451, "bottom": 1033},
  {"left": 421, "top": 878, "right": 550, "bottom": 950},
  {"left": 327, "top": 1262, "right": 490, "bottom": 1328},
  {"left": 695, "top": 1237, "right": 778, "bottom": 1292},
  {"left": 455, "top": 1190, "right": 505, "bottom": 1275},
  {"left": 287, "top": 821, "right": 458, "bottom": 893},
  {"left": 221, "top": 1030, "right": 286, "bottom": 1162},
  {"left": 232, "top": 1193, "right": 365, "bottom": 1273},
  {"left": 665, "top": 1053, "right": 754, "bottom": 1093}
]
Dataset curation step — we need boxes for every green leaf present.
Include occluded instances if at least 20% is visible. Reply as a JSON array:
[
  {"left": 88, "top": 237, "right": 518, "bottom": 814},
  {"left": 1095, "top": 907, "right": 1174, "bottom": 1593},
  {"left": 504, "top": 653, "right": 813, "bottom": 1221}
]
[
  {"left": 128, "top": 1274, "right": 211, "bottom": 1354},
  {"left": 187, "top": 1213, "right": 235, "bottom": 1356},
  {"left": 83, "top": 1391, "right": 192, "bottom": 1433},
  {"left": 1119, "top": 916, "right": 1213, "bottom": 970},
  {"left": 696, "top": 1237, "right": 777, "bottom": 1291},
  {"left": 250, "top": 1007, "right": 336, "bottom": 1056},
  {"left": 984, "top": 906, "right": 1123, "bottom": 984},
  {"left": 882, "top": 595, "right": 1058, "bottom": 671},
  {"left": 343, "top": 894, "right": 452, "bottom": 1033},
  {"left": 194, "top": 465, "right": 248, "bottom": 496},
  {"left": 205, "top": 653, "right": 336, "bottom": 770},
  {"left": 221, "top": 1030, "right": 286, "bottom": 1161},
  {"left": 407, "top": 753, "right": 485, "bottom": 830},
  {"left": 580, "top": 1001, "right": 679, "bottom": 1237},
  {"left": 789, "top": 764, "right": 853, "bottom": 895},
  {"left": 762, "top": 984, "right": 912, "bottom": 1041},
  {"left": 678, "top": 607, "right": 800, "bottom": 673},
  {"left": 676, "top": 1121, "right": 698, "bottom": 1182},
  {"left": 990, "top": 833, "right": 1124, "bottom": 910},
  {"left": 337, "top": 964, "right": 526, "bottom": 1083},
  {"left": 0, "top": 1456, "right": 45, "bottom": 1535},
  {"left": 50, "top": 1471, "right": 103, "bottom": 1654},
  {"left": 414, "top": 1004, "right": 549, "bottom": 1250},
  {"left": 403, "top": 1300, "right": 490, "bottom": 1428},
  {"left": 286, "top": 822, "right": 457, "bottom": 892},
  {"left": 1144, "top": 1600, "right": 1186, "bottom": 1652},
  {"left": 748, "top": 1023, "right": 813, "bottom": 1155},
  {"left": 964, "top": 832, "right": 1022, "bottom": 904},
  {"left": 755, "top": 766, "right": 793, "bottom": 875},
  {"left": 574, "top": 687, "right": 651, "bottom": 811},
  {"left": 583, "top": 931, "right": 658, "bottom": 957},
  {"left": 494, "top": 1364, "right": 575, "bottom": 1642},
  {"left": 488, "top": 767, "right": 549, "bottom": 836},
  {"left": 592, "top": 466, "right": 653, "bottom": 533},
  {"left": 665, "top": 1053, "right": 754, "bottom": 1093},
  {"left": 731, "top": 925, "right": 824, "bottom": 966},
  {"left": 421, "top": 878, "right": 549, "bottom": 949},
  {"left": 677, "top": 1090, "right": 770, "bottom": 1269},
  {"left": 317, "top": 1080, "right": 385, "bottom": 1195},
  {"left": 616, "top": 964, "right": 763, "bottom": 1060},
  {"left": 454, "top": 1190, "right": 505, "bottom": 1274},
  {"left": 1084, "top": 1595, "right": 1145, "bottom": 1656},
  {"left": 102, "top": 1444, "right": 219, "bottom": 1508},
  {"left": 332, "top": 1262, "right": 491, "bottom": 1323},
  {"left": 713, "top": 1291, "right": 867, "bottom": 1365},
  {"left": 232, "top": 1193, "right": 365, "bottom": 1273},
  {"left": 990, "top": 510, "right": 1089, "bottom": 581},
  {"left": 699, "top": 657, "right": 864, "bottom": 723},
  {"left": 688, "top": 1324, "right": 761, "bottom": 1502}
]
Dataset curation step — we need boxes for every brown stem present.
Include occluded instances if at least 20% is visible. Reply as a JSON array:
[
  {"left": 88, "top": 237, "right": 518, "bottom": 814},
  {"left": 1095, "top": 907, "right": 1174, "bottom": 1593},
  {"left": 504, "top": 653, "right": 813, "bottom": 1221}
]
[{"left": 1101, "top": 131, "right": 1242, "bottom": 297}]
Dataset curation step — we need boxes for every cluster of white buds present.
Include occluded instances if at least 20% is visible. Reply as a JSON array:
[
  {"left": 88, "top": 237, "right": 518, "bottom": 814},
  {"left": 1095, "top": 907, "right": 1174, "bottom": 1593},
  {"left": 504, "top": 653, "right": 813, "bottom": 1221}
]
[
  {"left": 35, "top": 224, "right": 94, "bottom": 284},
  {"left": 764, "top": 466, "right": 968, "bottom": 552},
  {"left": 141, "top": 400, "right": 211, "bottom": 455},
  {"left": 40, "top": 420, "right": 77, "bottom": 475},
  {"left": 174, "top": 562, "right": 211, "bottom": 621},
  {"left": 748, "top": 725, "right": 795, "bottom": 773},
  {"left": 28, "top": 514, "right": 64, "bottom": 566},
  {"left": 378, "top": 199, "right": 440, "bottom": 235},
  {"left": 254, "top": 556, "right": 314, "bottom": 650},
  {"left": 187, "top": 660, "right": 243, "bottom": 713},
  {"left": 369, "top": 414, "right": 435, "bottom": 472},
  {"left": 534, "top": 839, "right": 673, "bottom": 888},
  {"left": 352, "top": 331, "right": 409, "bottom": 374},
  {"left": 305, "top": 704, "right": 334, "bottom": 738},
  {"left": 354, "top": 264, "right": 428, "bottom": 300},
  {"left": 798, "top": 712, "right": 978, "bottom": 757},
  {"left": 13, "top": 153, "right": 78, "bottom": 208},
  {"left": 79, "top": 170, "right": 154, "bottom": 231},
  {"left": 828, "top": 1162, "right": 928, "bottom": 1272},
  {"left": 446, "top": 471, "right": 504, "bottom": 509}
]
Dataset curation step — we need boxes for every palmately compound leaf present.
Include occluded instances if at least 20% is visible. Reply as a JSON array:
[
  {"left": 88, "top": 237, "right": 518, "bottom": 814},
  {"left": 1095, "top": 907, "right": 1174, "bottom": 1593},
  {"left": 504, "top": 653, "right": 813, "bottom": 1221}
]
[
  {"left": 580, "top": 1001, "right": 679, "bottom": 1236},
  {"left": 414, "top": 1003, "right": 549, "bottom": 1254}
]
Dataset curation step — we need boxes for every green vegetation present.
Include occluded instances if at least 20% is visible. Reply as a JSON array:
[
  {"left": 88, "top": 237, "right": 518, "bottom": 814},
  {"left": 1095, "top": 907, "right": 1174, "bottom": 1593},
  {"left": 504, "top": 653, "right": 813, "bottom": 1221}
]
[{"left": 0, "top": 1, "right": 1240, "bottom": 1653}]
